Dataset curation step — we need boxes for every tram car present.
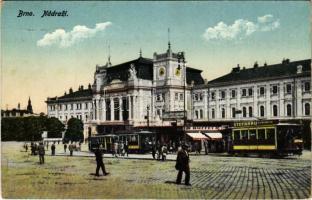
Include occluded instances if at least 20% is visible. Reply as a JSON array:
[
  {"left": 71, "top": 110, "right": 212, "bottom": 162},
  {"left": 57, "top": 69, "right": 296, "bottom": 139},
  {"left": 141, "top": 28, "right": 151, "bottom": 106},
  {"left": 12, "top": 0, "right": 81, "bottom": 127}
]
[
  {"left": 88, "top": 130, "right": 156, "bottom": 153},
  {"left": 228, "top": 120, "right": 303, "bottom": 157}
]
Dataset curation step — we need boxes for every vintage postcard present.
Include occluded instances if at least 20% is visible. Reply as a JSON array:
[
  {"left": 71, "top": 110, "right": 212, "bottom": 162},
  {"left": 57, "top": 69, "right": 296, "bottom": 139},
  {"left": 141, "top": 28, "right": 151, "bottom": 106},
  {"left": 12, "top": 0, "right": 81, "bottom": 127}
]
[{"left": 1, "top": 1, "right": 311, "bottom": 199}]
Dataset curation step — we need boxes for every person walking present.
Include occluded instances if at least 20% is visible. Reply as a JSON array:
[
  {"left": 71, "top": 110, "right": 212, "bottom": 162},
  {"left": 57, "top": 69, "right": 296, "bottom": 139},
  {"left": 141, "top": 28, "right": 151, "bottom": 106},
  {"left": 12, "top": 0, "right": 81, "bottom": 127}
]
[
  {"left": 38, "top": 142, "right": 45, "bottom": 164},
  {"left": 175, "top": 144, "right": 191, "bottom": 186},
  {"left": 94, "top": 145, "right": 109, "bottom": 176},
  {"left": 69, "top": 142, "right": 74, "bottom": 156},
  {"left": 124, "top": 140, "right": 129, "bottom": 157},
  {"left": 152, "top": 141, "right": 156, "bottom": 159},
  {"left": 51, "top": 142, "right": 56, "bottom": 156},
  {"left": 64, "top": 143, "right": 67, "bottom": 153},
  {"left": 161, "top": 145, "right": 168, "bottom": 161}
]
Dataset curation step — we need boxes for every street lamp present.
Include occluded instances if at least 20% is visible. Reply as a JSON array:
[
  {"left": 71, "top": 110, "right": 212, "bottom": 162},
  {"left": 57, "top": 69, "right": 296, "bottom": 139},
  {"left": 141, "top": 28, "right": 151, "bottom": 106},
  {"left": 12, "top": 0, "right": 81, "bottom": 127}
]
[
  {"left": 177, "top": 52, "right": 186, "bottom": 142},
  {"left": 146, "top": 105, "right": 150, "bottom": 130}
]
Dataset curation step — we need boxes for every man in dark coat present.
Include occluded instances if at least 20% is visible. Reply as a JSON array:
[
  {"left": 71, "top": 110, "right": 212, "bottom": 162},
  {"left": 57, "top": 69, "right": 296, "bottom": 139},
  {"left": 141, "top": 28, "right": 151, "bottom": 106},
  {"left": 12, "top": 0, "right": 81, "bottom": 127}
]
[
  {"left": 38, "top": 142, "right": 45, "bottom": 164},
  {"left": 94, "top": 145, "right": 109, "bottom": 176},
  {"left": 51, "top": 142, "right": 56, "bottom": 156},
  {"left": 175, "top": 144, "right": 191, "bottom": 186}
]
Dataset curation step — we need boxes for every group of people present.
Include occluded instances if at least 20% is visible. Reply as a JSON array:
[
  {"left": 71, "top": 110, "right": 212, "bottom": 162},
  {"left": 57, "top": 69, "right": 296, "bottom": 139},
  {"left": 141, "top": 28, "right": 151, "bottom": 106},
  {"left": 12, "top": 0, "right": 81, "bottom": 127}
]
[
  {"left": 64, "top": 142, "right": 82, "bottom": 156},
  {"left": 111, "top": 141, "right": 128, "bottom": 157},
  {"left": 152, "top": 142, "right": 168, "bottom": 161},
  {"left": 23, "top": 140, "right": 192, "bottom": 186}
]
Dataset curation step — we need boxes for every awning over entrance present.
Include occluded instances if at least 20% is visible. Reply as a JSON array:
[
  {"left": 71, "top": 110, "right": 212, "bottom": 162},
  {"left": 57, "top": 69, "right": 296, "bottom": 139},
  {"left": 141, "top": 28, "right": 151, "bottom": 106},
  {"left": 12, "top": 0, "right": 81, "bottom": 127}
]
[
  {"left": 186, "top": 132, "right": 208, "bottom": 140},
  {"left": 203, "top": 132, "right": 223, "bottom": 140}
]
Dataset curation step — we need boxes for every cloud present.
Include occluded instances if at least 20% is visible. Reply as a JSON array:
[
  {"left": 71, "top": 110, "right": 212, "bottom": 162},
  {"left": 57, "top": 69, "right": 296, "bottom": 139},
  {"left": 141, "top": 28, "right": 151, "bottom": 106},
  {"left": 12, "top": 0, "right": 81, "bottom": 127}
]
[
  {"left": 203, "top": 15, "right": 279, "bottom": 41},
  {"left": 37, "top": 22, "right": 112, "bottom": 48}
]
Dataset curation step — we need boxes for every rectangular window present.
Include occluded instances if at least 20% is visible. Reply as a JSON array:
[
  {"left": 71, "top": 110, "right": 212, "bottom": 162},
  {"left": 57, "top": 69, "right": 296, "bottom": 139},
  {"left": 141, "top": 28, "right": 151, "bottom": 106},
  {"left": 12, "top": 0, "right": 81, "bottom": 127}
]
[
  {"left": 242, "top": 89, "right": 247, "bottom": 97},
  {"left": 248, "top": 88, "right": 253, "bottom": 96},
  {"left": 211, "top": 92, "right": 215, "bottom": 100},
  {"left": 286, "top": 84, "right": 292, "bottom": 94},
  {"left": 233, "top": 130, "right": 240, "bottom": 141},
  {"left": 156, "top": 94, "right": 162, "bottom": 101},
  {"left": 259, "top": 87, "right": 265, "bottom": 96},
  {"left": 232, "top": 107, "right": 235, "bottom": 118},
  {"left": 231, "top": 90, "right": 236, "bottom": 98},
  {"left": 266, "top": 128, "right": 275, "bottom": 141},
  {"left": 200, "top": 110, "right": 203, "bottom": 119},
  {"left": 241, "top": 130, "right": 248, "bottom": 140},
  {"left": 179, "top": 93, "right": 184, "bottom": 101},
  {"left": 304, "top": 82, "right": 310, "bottom": 92},
  {"left": 175, "top": 93, "right": 179, "bottom": 101},
  {"left": 221, "top": 91, "right": 225, "bottom": 99},
  {"left": 272, "top": 85, "right": 278, "bottom": 94},
  {"left": 258, "top": 129, "right": 265, "bottom": 140},
  {"left": 249, "top": 129, "right": 256, "bottom": 140}
]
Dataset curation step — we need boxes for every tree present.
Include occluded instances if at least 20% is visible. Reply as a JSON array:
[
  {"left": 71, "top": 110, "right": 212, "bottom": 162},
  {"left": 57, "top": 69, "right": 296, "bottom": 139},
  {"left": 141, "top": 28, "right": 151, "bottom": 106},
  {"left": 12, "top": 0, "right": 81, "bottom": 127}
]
[
  {"left": 64, "top": 118, "right": 84, "bottom": 142},
  {"left": 46, "top": 117, "right": 65, "bottom": 138}
]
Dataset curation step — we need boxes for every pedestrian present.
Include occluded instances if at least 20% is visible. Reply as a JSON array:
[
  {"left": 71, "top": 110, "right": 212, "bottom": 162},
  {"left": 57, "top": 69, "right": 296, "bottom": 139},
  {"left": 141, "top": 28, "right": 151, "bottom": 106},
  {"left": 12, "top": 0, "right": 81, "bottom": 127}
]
[
  {"left": 69, "top": 142, "right": 74, "bottom": 156},
  {"left": 118, "top": 141, "right": 122, "bottom": 156},
  {"left": 156, "top": 141, "right": 161, "bottom": 160},
  {"left": 94, "top": 145, "right": 109, "bottom": 177},
  {"left": 161, "top": 145, "right": 167, "bottom": 161},
  {"left": 46, "top": 142, "right": 49, "bottom": 150},
  {"left": 114, "top": 141, "right": 118, "bottom": 157},
  {"left": 124, "top": 140, "right": 129, "bottom": 157},
  {"left": 152, "top": 142, "right": 156, "bottom": 159},
  {"left": 120, "top": 141, "right": 125, "bottom": 156},
  {"left": 64, "top": 143, "right": 67, "bottom": 153},
  {"left": 30, "top": 142, "right": 35, "bottom": 155},
  {"left": 38, "top": 142, "right": 45, "bottom": 164},
  {"left": 51, "top": 142, "right": 56, "bottom": 156},
  {"left": 175, "top": 144, "right": 191, "bottom": 186}
]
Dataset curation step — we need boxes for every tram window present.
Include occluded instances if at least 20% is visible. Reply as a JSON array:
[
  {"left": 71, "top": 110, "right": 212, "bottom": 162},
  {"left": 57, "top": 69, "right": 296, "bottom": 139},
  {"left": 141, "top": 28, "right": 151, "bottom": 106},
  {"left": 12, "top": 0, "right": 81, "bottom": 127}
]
[
  {"left": 258, "top": 129, "right": 265, "bottom": 140},
  {"left": 241, "top": 130, "right": 248, "bottom": 140},
  {"left": 130, "top": 135, "right": 137, "bottom": 142},
  {"left": 249, "top": 129, "right": 256, "bottom": 140},
  {"left": 233, "top": 130, "right": 240, "bottom": 140},
  {"left": 266, "top": 128, "right": 275, "bottom": 140}
]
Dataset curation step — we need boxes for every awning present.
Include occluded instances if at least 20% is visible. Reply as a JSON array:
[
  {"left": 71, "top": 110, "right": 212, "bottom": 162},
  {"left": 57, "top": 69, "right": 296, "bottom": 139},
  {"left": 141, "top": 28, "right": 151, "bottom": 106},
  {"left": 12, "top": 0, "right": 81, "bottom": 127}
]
[
  {"left": 203, "top": 132, "right": 223, "bottom": 140},
  {"left": 186, "top": 132, "right": 208, "bottom": 140}
]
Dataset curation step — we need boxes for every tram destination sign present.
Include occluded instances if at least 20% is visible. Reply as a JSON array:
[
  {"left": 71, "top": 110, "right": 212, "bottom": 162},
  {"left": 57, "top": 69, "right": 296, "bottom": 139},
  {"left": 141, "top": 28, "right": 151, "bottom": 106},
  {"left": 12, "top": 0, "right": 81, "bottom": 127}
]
[
  {"left": 162, "top": 111, "right": 186, "bottom": 121},
  {"left": 234, "top": 120, "right": 275, "bottom": 128}
]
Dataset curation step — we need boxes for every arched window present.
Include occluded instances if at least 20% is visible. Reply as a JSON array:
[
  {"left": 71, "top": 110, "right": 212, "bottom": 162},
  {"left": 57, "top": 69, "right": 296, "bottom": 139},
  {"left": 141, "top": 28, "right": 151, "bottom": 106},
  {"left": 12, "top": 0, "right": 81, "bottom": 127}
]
[
  {"left": 200, "top": 109, "right": 203, "bottom": 119},
  {"left": 211, "top": 109, "right": 215, "bottom": 119},
  {"left": 232, "top": 107, "right": 236, "bottom": 118},
  {"left": 243, "top": 107, "right": 246, "bottom": 117},
  {"left": 248, "top": 106, "right": 253, "bottom": 117},
  {"left": 286, "top": 104, "right": 292, "bottom": 117},
  {"left": 304, "top": 103, "right": 310, "bottom": 116},
  {"left": 273, "top": 105, "right": 278, "bottom": 117},
  {"left": 221, "top": 108, "right": 225, "bottom": 118},
  {"left": 195, "top": 110, "right": 199, "bottom": 119},
  {"left": 260, "top": 106, "right": 265, "bottom": 117}
]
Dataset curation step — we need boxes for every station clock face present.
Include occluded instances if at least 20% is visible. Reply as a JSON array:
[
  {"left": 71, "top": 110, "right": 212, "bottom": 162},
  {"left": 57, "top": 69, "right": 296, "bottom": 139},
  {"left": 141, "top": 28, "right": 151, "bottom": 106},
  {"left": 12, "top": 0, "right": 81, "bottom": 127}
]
[
  {"left": 175, "top": 67, "right": 181, "bottom": 76},
  {"left": 159, "top": 67, "right": 165, "bottom": 77}
]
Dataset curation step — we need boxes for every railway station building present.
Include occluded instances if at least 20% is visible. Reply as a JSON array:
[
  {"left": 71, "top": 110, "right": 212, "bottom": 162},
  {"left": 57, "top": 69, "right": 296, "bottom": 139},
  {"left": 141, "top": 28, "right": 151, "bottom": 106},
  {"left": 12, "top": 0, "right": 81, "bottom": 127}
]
[{"left": 46, "top": 44, "right": 311, "bottom": 144}]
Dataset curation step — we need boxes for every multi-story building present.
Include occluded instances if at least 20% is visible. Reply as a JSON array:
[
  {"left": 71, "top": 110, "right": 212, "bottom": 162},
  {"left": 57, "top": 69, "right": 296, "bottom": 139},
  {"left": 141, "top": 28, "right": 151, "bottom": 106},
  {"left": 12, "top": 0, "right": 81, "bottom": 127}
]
[
  {"left": 2, "top": 98, "right": 36, "bottom": 118},
  {"left": 193, "top": 59, "right": 311, "bottom": 122},
  {"left": 46, "top": 44, "right": 311, "bottom": 141},
  {"left": 46, "top": 44, "right": 204, "bottom": 140}
]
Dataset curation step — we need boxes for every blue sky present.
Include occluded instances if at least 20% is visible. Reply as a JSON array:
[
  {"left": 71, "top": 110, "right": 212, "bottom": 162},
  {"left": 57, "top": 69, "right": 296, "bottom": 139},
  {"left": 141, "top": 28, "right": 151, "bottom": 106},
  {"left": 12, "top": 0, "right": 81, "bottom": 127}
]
[{"left": 2, "top": 1, "right": 310, "bottom": 113}]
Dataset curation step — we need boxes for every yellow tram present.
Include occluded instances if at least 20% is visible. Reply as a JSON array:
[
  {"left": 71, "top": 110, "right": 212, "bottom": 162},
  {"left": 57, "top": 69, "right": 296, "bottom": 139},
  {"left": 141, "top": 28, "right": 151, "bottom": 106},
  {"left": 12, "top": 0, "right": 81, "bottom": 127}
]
[{"left": 229, "top": 120, "right": 303, "bottom": 156}]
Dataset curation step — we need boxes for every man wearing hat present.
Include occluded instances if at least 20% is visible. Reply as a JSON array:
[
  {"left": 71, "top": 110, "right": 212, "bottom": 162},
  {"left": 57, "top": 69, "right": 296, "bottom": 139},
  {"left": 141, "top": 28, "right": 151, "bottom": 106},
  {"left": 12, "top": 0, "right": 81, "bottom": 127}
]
[
  {"left": 94, "top": 144, "right": 109, "bottom": 177},
  {"left": 175, "top": 144, "right": 191, "bottom": 186}
]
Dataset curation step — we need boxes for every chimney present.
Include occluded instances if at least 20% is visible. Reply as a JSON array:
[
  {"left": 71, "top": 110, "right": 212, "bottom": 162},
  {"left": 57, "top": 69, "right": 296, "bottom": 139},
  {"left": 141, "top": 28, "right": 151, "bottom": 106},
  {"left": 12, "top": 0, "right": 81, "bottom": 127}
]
[
  {"left": 64, "top": 91, "right": 67, "bottom": 96},
  {"left": 81, "top": 85, "right": 84, "bottom": 90},
  {"left": 17, "top": 103, "right": 20, "bottom": 110},
  {"left": 297, "top": 65, "right": 303, "bottom": 74},
  {"left": 232, "top": 64, "right": 240, "bottom": 73},
  {"left": 69, "top": 88, "right": 73, "bottom": 94},
  {"left": 264, "top": 62, "right": 267, "bottom": 66},
  {"left": 253, "top": 61, "right": 258, "bottom": 68},
  {"left": 88, "top": 83, "right": 91, "bottom": 90}
]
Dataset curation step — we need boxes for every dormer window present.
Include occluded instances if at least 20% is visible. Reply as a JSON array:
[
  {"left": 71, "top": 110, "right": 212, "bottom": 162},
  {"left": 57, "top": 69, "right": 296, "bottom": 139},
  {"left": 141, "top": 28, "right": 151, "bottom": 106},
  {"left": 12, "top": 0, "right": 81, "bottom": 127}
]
[{"left": 297, "top": 65, "right": 303, "bottom": 74}]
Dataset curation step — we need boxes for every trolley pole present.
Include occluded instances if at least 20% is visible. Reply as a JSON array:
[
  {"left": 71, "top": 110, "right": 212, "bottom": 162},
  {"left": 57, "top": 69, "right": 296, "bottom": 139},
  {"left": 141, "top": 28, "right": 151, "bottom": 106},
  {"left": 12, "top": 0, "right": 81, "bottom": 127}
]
[{"left": 178, "top": 52, "right": 186, "bottom": 142}]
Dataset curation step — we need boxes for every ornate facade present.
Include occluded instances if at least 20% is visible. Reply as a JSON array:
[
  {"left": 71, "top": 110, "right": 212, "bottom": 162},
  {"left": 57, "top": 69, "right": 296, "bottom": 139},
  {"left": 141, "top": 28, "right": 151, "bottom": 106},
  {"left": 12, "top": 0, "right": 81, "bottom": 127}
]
[{"left": 46, "top": 45, "right": 311, "bottom": 140}]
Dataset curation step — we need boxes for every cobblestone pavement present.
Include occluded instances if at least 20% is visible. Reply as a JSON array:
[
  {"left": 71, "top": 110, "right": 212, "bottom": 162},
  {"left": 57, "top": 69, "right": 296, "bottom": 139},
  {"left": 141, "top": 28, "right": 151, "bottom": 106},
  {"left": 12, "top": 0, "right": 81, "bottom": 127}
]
[
  {"left": 110, "top": 153, "right": 311, "bottom": 199},
  {"left": 2, "top": 142, "right": 311, "bottom": 199}
]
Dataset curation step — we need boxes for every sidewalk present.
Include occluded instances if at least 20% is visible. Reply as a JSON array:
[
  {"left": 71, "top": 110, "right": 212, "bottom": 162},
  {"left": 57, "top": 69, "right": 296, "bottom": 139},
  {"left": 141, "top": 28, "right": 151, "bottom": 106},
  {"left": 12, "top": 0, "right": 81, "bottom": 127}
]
[{"left": 53, "top": 150, "right": 177, "bottom": 161}]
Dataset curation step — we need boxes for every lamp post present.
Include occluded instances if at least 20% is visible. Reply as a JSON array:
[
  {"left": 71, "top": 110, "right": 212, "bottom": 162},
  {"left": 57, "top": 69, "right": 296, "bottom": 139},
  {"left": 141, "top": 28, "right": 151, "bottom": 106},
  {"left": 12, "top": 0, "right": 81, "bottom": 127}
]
[
  {"left": 146, "top": 105, "right": 150, "bottom": 130},
  {"left": 177, "top": 52, "right": 186, "bottom": 142}
]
